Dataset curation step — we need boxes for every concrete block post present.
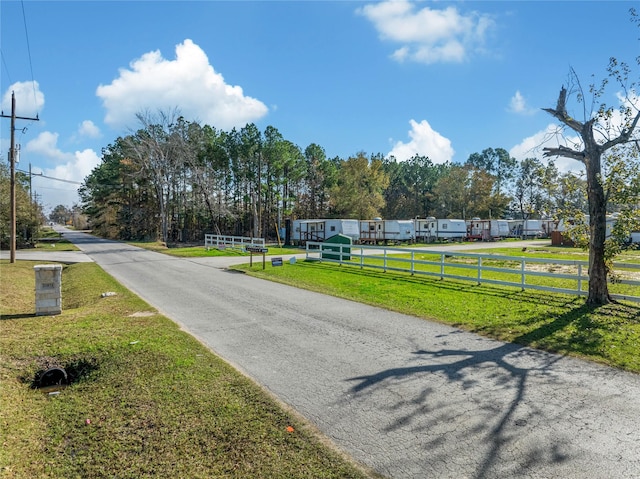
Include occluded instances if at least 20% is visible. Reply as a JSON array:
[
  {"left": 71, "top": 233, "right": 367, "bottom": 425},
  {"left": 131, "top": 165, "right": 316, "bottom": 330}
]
[{"left": 34, "top": 264, "right": 62, "bottom": 316}]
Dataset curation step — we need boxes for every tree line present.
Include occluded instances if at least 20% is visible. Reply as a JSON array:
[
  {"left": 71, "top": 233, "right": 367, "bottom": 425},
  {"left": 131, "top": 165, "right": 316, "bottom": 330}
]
[
  {"left": 0, "top": 163, "right": 43, "bottom": 249},
  {"left": 79, "top": 111, "right": 596, "bottom": 244}
]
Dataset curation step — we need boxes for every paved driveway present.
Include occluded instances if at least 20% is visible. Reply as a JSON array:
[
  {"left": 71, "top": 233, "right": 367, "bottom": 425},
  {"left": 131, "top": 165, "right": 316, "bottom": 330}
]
[{"left": 31, "top": 229, "right": 640, "bottom": 478}]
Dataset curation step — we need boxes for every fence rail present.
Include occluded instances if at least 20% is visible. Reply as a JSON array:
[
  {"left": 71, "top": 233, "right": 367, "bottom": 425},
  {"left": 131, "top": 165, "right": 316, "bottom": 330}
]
[
  {"left": 205, "top": 234, "right": 265, "bottom": 250},
  {"left": 305, "top": 242, "right": 640, "bottom": 303}
]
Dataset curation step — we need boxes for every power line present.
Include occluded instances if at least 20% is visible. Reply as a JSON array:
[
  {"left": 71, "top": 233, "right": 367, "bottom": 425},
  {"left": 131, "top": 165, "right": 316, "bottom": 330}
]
[
  {"left": 17, "top": 168, "right": 83, "bottom": 185},
  {"left": 0, "top": 50, "right": 12, "bottom": 85},
  {"left": 34, "top": 185, "right": 81, "bottom": 192},
  {"left": 20, "top": 0, "right": 39, "bottom": 115}
]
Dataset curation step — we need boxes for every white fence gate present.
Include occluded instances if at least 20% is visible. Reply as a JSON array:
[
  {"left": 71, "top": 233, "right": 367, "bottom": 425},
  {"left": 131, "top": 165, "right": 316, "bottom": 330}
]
[{"left": 205, "top": 234, "right": 265, "bottom": 250}]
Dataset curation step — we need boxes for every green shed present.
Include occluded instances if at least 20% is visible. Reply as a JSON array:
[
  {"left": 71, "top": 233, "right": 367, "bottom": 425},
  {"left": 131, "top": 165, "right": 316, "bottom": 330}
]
[{"left": 321, "top": 234, "right": 352, "bottom": 261}]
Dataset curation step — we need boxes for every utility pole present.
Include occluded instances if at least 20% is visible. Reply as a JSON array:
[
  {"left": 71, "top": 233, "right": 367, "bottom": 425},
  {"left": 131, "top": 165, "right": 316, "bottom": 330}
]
[
  {"left": 29, "top": 163, "right": 32, "bottom": 204},
  {"left": 1, "top": 91, "right": 39, "bottom": 263}
]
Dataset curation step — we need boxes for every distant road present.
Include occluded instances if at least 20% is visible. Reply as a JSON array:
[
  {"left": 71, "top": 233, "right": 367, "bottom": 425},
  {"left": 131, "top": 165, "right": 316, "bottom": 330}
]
[{"left": 8, "top": 228, "right": 640, "bottom": 479}]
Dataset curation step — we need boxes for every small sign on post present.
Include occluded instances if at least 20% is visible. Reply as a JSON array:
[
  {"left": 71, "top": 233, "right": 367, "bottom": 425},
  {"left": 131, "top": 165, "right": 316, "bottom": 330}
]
[
  {"left": 246, "top": 246, "right": 269, "bottom": 254},
  {"left": 246, "top": 245, "right": 268, "bottom": 269}
]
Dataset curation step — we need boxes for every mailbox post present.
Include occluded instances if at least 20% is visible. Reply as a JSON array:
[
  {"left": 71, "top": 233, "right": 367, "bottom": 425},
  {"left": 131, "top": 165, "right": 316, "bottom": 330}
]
[{"left": 34, "top": 264, "right": 62, "bottom": 315}]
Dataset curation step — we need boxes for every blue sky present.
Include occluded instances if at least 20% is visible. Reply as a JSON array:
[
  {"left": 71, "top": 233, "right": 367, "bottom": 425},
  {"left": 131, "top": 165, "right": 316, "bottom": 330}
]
[{"left": 1, "top": 1, "right": 638, "bottom": 211}]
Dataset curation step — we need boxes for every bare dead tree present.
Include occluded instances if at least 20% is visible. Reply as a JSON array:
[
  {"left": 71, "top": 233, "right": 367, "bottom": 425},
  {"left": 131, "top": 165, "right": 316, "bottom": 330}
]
[
  {"left": 543, "top": 72, "right": 640, "bottom": 304},
  {"left": 125, "top": 109, "right": 184, "bottom": 244}
]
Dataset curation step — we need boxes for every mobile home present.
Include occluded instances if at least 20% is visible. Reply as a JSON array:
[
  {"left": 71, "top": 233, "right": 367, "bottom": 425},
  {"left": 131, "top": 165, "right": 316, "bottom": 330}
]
[
  {"left": 522, "top": 219, "right": 544, "bottom": 238},
  {"left": 292, "top": 219, "right": 360, "bottom": 245},
  {"left": 554, "top": 216, "right": 623, "bottom": 244},
  {"left": 507, "top": 219, "right": 524, "bottom": 238},
  {"left": 508, "top": 219, "right": 555, "bottom": 238},
  {"left": 490, "top": 220, "right": 510, "bottom": 238},
  {"left": 466, "top": 218, "right": 509, "bottom": 241},
  {"left": 466, "top": 218, "right": 491, "bottom": 241},
  {"left": 360, "top": 219, "right": 415, "bottom": 244},
  {"left": 415, "top": 217, "right": 466, "bottom": 242}
]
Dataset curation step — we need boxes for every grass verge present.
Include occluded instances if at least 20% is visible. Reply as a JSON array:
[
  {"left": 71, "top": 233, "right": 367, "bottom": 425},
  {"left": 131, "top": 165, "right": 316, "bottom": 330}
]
[
  {"left": 0, "top": 260, "right": 372, "bottom": 479},
  {"left": 233, "top": 259, "right": 640, "bottom": 373},
  {"left": 31, "top": 240, "right": 78, "bottom": 252},
  {"left": 25, "top": 226, "right": 79, "bottom": 251}
]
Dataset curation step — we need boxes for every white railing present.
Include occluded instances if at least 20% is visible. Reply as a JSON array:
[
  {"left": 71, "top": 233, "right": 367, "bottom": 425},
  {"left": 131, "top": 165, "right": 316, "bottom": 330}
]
[
  {"left": 305, "top": 242, "right": 640, "bottom": 303},
  {"left": 205, "top": 234, "right": 265, "bottom": 250}
]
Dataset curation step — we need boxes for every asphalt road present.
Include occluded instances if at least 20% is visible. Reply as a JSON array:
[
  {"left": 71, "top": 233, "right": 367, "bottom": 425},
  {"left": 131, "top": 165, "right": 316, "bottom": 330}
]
[{"left": 17, "top": 228, "right": 640, "bottom": 478}]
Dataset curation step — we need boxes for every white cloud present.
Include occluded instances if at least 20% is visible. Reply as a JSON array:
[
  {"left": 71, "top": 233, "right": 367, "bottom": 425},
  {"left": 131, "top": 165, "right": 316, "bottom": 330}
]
[
  {"left": 508, "top": 90, "right": 535, "bottom": 115},
  {"left": 605, "top": 90, "right": 640, "bottom": 140},
  {"left": 1, "top": 81, "right": 44, "bottom": 118},
  {"left": 96, "top": 39, "right": 268, "bottom": 130},
  {"left": 509, "top": 123, "right": 584, "bottom": 174},
  {"left": 25, "top": 131, "right": 72, "bottom": 161},
  {"left": 357, "top": 1, "right": 494, "bottom": 64},
  {"left": 25, "top": 131, "right": 101, "bottom": 208},
  {"left": 45, "top": 148, "right": 101, "bottom": 184},
  {"left": 389, "top": 119, "right": 454, "bottom": 163},
  {"left": 77, "top": 120, "right": 101, "bottom": 139}
]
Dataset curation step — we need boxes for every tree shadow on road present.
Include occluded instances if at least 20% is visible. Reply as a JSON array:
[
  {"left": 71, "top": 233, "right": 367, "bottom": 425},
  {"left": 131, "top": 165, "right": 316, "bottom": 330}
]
[{"left": 344, "top": 312, "right": 588, "bottom": 479}]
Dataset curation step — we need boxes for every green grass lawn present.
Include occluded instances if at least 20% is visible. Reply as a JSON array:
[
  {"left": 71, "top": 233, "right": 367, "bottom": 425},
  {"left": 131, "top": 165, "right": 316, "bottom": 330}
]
[
  {"left": 302, "top": 245, "right": 639, "bottom": 299},
  {"left": 0, "top": 260, "right": 372, "bottom": 479},
  {"left": 234, "top": 257, "right": 640, "bottom": 373},
  {"left": 31, "top": 240, "right": 79, "bottom": 252}
]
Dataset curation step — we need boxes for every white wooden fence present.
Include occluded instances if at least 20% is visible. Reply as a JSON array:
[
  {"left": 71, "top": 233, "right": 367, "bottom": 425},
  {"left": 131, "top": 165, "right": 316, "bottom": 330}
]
[
  {"left": 205, "top": 234, "right": 265, "bottom": 250},
  {"left": 305, "top": 242, "right": 640, "bottom": 303}
]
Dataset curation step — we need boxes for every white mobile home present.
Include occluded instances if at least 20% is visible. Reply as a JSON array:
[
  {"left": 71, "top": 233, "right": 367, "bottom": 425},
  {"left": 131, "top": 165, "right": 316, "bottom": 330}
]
[
  {"left": 507, "top": 219, "right": 524, "bottom": 238},
  {"left": 360, "top": 219, "right": 415, "bottom": 244},
  {"left": 415, "top": 217, "right": 466, "bottom": 242},
  {"left": 522, "top": 219, "right": 544, "bottom": 238},
  {"left": 509, "top": 219, "right": 546, "bottom": 238},
  {"left": 490, "top": 220, "right": 510, "bottom": 238},
  {"left": 558, "top": 215, "right": 612, "bottom": 238},
  {"left": 292, "top": 219, "right": 360, "bottom": 245}
]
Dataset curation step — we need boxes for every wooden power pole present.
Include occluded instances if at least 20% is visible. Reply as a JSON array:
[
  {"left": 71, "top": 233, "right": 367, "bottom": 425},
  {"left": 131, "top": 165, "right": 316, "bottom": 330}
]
[{"left": 1, "top": 91, "right": 39, "bottom": 263}]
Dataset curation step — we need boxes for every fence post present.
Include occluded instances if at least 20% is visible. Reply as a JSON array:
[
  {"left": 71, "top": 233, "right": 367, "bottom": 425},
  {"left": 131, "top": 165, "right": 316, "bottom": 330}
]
[
  {"left": 477, "top": 257, "right": 482, "bottom": 285},
  {"left": 384, "top": 248, "right": 387, "bottom": 272},
  {"left": 411, "top": 251, "right": 415, "bottom": 276},
  {"left": 521, "top": 259, "right": 526, "bottom": 291},
  {"left": 578, "top": 263, "right": 582, "bottom": 293},
  {"left": 440, "top": 253, "right": 445, "bottom": 280},
  {"left": 360, "top": 246, "right": 364, "bottom": 269}
]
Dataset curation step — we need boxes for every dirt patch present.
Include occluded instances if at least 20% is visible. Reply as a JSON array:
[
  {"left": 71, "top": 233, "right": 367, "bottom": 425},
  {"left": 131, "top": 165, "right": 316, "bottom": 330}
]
[{"left": 526, "top": 263, "right": 640, "bottom": 281}]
